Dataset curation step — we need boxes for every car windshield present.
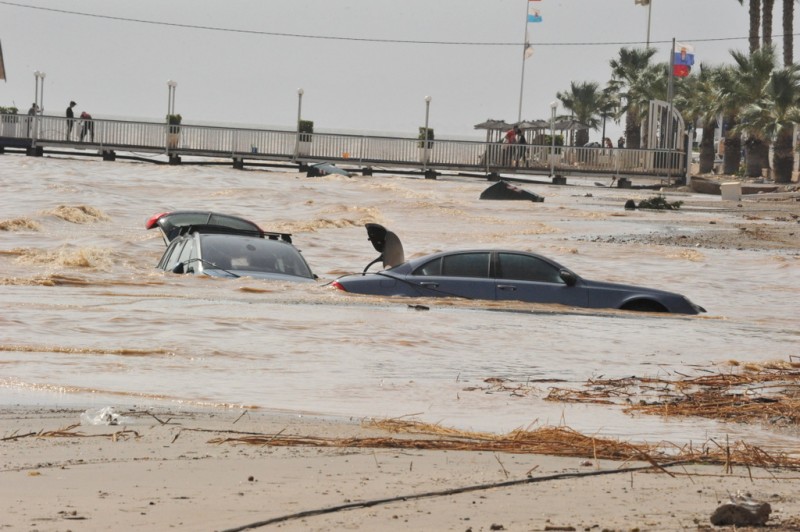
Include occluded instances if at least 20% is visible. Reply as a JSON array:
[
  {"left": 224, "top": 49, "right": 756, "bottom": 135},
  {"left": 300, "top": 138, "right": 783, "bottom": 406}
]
[{"left": 199, "top": 234, "right": 313, "bottom": 279}]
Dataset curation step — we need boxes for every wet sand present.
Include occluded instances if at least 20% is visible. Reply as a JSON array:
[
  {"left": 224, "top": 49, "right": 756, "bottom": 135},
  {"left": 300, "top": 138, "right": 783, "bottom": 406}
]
[{"left": 2, "top": 406, "right": 800, "bottom": 531}]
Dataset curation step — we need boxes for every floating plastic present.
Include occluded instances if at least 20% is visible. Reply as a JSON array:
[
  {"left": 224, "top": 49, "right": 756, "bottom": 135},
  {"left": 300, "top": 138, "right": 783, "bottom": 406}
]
[{"left": 80, "top": 406, "right": 132, "bottom": 426}]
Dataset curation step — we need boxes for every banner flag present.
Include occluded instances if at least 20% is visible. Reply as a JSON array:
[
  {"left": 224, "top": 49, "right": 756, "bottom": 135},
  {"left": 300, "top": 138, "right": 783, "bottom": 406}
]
[
  {"left": 527, "top": 6, "right": 542, "bottom": 23},
  {"left": 674, "top": 42, "right": 695, "bottom": 66},
  {"left": 673, "top": 64, "right": 691, "bottom": 78},
  {"left": 0, "top": 40, "right": 6, "bottom": 82}
]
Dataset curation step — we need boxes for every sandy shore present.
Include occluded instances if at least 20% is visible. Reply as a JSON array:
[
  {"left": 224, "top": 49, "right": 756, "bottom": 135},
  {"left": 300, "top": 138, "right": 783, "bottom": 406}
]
[{"left": 2, "top": 405, "right": 799, "bottom": 531}]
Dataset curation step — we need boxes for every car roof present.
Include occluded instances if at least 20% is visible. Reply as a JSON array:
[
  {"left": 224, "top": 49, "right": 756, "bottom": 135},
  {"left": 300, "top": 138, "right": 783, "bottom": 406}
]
[
  {"left": 393, "top": 249, "right": 570, "bottom": 272},
  {"left": 146, "top": 211, "right": 292, "bottom": 243},
  {"left": 410, "top": 249, "right": 562, "bottom": 262}
]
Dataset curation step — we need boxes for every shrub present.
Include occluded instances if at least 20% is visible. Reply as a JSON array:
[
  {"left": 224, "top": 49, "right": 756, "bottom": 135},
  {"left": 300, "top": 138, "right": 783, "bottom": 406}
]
[
  {"left": 418, "top": 127, "right": 434, "bottom": 149},
  {"left": 299, "top": 120, "right": 314, "bottom": 142}
]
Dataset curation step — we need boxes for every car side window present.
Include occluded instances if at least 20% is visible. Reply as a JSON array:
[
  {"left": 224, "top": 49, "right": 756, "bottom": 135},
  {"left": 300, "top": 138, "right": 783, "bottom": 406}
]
[
  {"left": 161, "top": 240, "right": 185, "bottom": 270},
  {"left": 412, "top": 257, "right": 442, "bottom": 276},
  {"left": 176, "top": 238, "right": 195, "bottom": 271},
  {"left": 497, "top": 253, "right": 564, "bottom": 284},
  {"left": 441, "top": 253, "right": 490, "bottom": 278}
]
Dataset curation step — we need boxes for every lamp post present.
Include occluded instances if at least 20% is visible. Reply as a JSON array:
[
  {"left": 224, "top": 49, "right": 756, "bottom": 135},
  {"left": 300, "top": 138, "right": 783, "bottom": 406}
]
[
  {"left": 166, "top": 80, "right": 177, "bottom": 117},
  {"left": 32, "top": 71, "right": 45, "bottom": 142},
  {"left": 549, "top": 101, "right": 558, "bottom": 177},
  {"left": 422, "top": 95, "right": 432, "bottom": 174},
  {"left": 294, "top": 87, "right": 304, "bottom": 160},
  {"left": 33, "top": 71, "right": 45, "bottom": 115},
  {"left": 165, "top": 80, "right": 178, "bottom": 154},
  {"left": 635, "top": 0, "right": 653, "bottom": 47}
]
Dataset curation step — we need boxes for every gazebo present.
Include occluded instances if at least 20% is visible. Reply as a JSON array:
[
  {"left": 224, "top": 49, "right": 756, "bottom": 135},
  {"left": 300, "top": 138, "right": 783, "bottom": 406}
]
[
  {"left": 473, "top": 119, "right": 515, "bottom": 143},
  {"left": 554, "top": 119, "right": 590, "bottom": 145},
  {"left": 474, "top": 118, "right": 559, "bottom": 145}
]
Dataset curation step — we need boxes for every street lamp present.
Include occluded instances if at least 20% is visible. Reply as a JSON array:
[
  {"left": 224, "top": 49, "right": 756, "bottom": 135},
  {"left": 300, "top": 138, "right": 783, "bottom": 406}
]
[
  {"left": 422, "top": 95, "right": 432, "bottom": 174},
  {"left": 549, "top": 101, "right": 558, "bottom": 177},
  {"left": 166, "top": 80, "right": 178, "bottom": 117},
  {"left": 294, "top": 87, "right": 304, "bottom": 160},
  {"left": 33, "top": 70, "right": 46, "bottom": 114},
  {"left": 31, "top": 71, "right": 45, "bottom": 142}
]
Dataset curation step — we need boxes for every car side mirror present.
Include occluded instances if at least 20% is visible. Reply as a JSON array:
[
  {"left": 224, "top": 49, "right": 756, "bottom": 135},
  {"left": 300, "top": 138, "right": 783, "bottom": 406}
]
[
  {"left": 171, "top": 262, "right": 185, "bottom": 274},
  {"left": 560, "top": 269, "right": 577, "bottom": 286}
]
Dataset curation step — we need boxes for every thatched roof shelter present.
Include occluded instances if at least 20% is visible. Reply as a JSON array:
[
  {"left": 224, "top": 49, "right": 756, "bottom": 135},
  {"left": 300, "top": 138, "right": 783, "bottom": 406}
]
[{"left": 474, "top": 119, "right": 515, "bottom": 142}]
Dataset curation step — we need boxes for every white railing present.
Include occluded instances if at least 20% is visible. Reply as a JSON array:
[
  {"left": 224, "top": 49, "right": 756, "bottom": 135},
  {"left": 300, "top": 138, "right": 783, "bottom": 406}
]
[{"left": 0, "top": 113, "right": 685, "bottom": 176}]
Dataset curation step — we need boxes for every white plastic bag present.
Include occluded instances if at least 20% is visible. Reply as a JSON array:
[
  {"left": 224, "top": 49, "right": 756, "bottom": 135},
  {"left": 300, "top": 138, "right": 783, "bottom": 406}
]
[{"left": 80, "top": 406, "right": 131, "bottom": 426}]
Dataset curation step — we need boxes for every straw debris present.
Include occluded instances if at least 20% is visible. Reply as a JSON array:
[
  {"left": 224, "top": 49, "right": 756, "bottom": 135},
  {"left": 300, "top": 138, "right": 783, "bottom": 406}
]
[
  {"left": 544, "top": 358, "right": 800, "bottom": 427},
  {"left": 206, "top": 418, "right": 800, "bottom": 469}
]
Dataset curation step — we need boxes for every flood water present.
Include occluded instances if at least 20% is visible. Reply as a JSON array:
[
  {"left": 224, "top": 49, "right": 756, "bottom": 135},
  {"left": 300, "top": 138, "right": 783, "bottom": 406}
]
[{"left": 1, "top": 154, "right": 798, "bottom": 451}]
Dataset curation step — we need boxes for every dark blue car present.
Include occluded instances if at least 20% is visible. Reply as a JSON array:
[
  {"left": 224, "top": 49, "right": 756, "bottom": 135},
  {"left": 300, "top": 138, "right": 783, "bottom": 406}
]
[{"left": 331, "top": 224, "right": 706, "bottom": 315}]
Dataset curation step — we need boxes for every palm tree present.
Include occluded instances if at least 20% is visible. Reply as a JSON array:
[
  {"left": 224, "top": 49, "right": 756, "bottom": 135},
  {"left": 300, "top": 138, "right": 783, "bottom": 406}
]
[
  {"left": 778, "top": 0, "right": 794, "bottom": 181},
  {"left": 598, "top": 85, "right": 620, "bottom": 145},
  {"left": 608, "top": 47, "right": 658, "bottom": 149},
  {"left": 783, "top": 0, "right": 794, "bottom": 65},
  {"left": 718, "top": 46, "right": 777, "bottom": 177},
  {"left": 556, "top": 81, "right": 603, "bottom": 146},
  {"left": 737, "top": 0, "right": 762, "bottom": 53},
  {"left": 738, "top": 64, "right": 800, "bottom": 182},
  {"left": 763, "top": 0, "right": 775, "bottom": 46},
  {"left": 675, "top": 65, "right": 722, "bottom": 174}
]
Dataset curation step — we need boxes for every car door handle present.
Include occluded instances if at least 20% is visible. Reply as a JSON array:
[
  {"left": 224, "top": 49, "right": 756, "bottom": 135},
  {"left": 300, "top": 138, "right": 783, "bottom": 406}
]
[
  {"left": 497, "top": 284, "right": 517, "bottom": 291},
  {"left": 419, "top": 282, "right": 439, "bottom": 288}
]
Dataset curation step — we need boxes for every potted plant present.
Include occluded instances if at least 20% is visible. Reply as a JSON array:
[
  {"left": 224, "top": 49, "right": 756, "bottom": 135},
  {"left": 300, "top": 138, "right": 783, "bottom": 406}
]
[
  {"left": 297, "top": 120, "right": 313, "bottom": 156},
  {"left": 166, "top": 114, "right": 182, "bottom": 149},
  {"left": 417, "top": 126, "right": 434, "bottom": 163}
]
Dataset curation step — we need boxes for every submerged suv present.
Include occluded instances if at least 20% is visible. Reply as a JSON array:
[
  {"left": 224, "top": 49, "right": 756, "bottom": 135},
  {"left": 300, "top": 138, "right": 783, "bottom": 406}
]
[{"left": 146, "top": 211, "right": 315, "bottom": 282}]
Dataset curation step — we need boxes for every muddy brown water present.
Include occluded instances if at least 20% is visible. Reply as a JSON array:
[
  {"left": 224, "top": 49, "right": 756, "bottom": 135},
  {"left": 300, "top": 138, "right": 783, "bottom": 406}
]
[{"left": 1, "top": 155, "right": 798, "bottom": 451}]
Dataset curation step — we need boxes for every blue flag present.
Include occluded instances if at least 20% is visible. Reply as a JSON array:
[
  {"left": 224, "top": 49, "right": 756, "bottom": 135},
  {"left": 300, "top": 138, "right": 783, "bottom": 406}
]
[{"left": 527, "top": 2, "right": 542, "bottom": 23}]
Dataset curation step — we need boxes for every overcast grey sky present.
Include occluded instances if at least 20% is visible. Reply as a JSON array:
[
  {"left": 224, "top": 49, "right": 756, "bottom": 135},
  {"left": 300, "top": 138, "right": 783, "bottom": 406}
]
[{"left": 1, "top": 1, "right": 756, "bottom": 140}]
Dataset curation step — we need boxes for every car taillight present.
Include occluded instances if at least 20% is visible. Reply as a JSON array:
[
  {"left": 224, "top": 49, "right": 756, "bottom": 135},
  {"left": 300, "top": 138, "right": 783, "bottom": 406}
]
[
  {"left": 330, "top": 281, "right": 347, "bottom": 292},
  {"left": 145, "top": 211, "right": 169, "bottom": 229}
]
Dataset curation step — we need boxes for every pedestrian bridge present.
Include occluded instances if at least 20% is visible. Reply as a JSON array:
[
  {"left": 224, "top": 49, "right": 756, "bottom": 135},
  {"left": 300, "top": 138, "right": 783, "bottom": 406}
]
[{"left": 0, "top": 114, "right": 686, "bottom": 181}]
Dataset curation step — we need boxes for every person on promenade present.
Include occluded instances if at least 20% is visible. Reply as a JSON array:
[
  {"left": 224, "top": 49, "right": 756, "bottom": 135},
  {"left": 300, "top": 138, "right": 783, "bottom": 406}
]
[
  {"left": 617, "top": 136, "right": 625, "bottom": 149},
  {"left": 515, "top": 128, "right": 528, "bottom": 167},
  {"left": 79, "top": 111, "right": 94, "bottom": 142},
  {"left": 66, "top": 101, "right": 77, "bottom": 140},
  {"left": 26, "top": 103, "right": 38, "bottom": 136},
  {"left": 502, "top": 126, "right": 523, "bottom": 166}
]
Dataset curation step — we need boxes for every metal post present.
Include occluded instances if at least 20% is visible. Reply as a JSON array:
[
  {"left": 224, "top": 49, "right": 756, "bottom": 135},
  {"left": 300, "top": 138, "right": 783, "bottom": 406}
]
[
  {"left": 38, "top": 71, "right": 45, "bottom": 116},
  {"left": 646, "top": 1, "right": 653, "bottom": 47},
  {"left": 666, "top": 38, "right": 676, "bottom": 185},
  {"left": 33, "top": 71, "right": 40, "bottom": 111},
  {"left": 550, "top": 101, "right": 557, "bottom": 177},
  {"left": 32, "top": 71, "right": 45, "bottom": 144},
  {"left": 166, "top": 80, "right": 177, "bottom": 156},
  {"left": 517, "top": 0, "right": 531, "bottom": 122},
  {"left": 423, "top": 95, "right": 431, "bottom": 174},
  {"left": 294, "top": 87, "right": 304, "bottom": 161},
  {"left": 167, "top": 80, "right": 177, "bottom": 117}
]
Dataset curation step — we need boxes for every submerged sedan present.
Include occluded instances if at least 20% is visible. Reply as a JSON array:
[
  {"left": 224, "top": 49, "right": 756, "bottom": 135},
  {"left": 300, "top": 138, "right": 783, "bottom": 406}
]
[
  {"left": 331, "top": 224, "right": 705, "bottom": 315},
  {"left": 146, "top": 211, "right": 316, "bottom": 282}
]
